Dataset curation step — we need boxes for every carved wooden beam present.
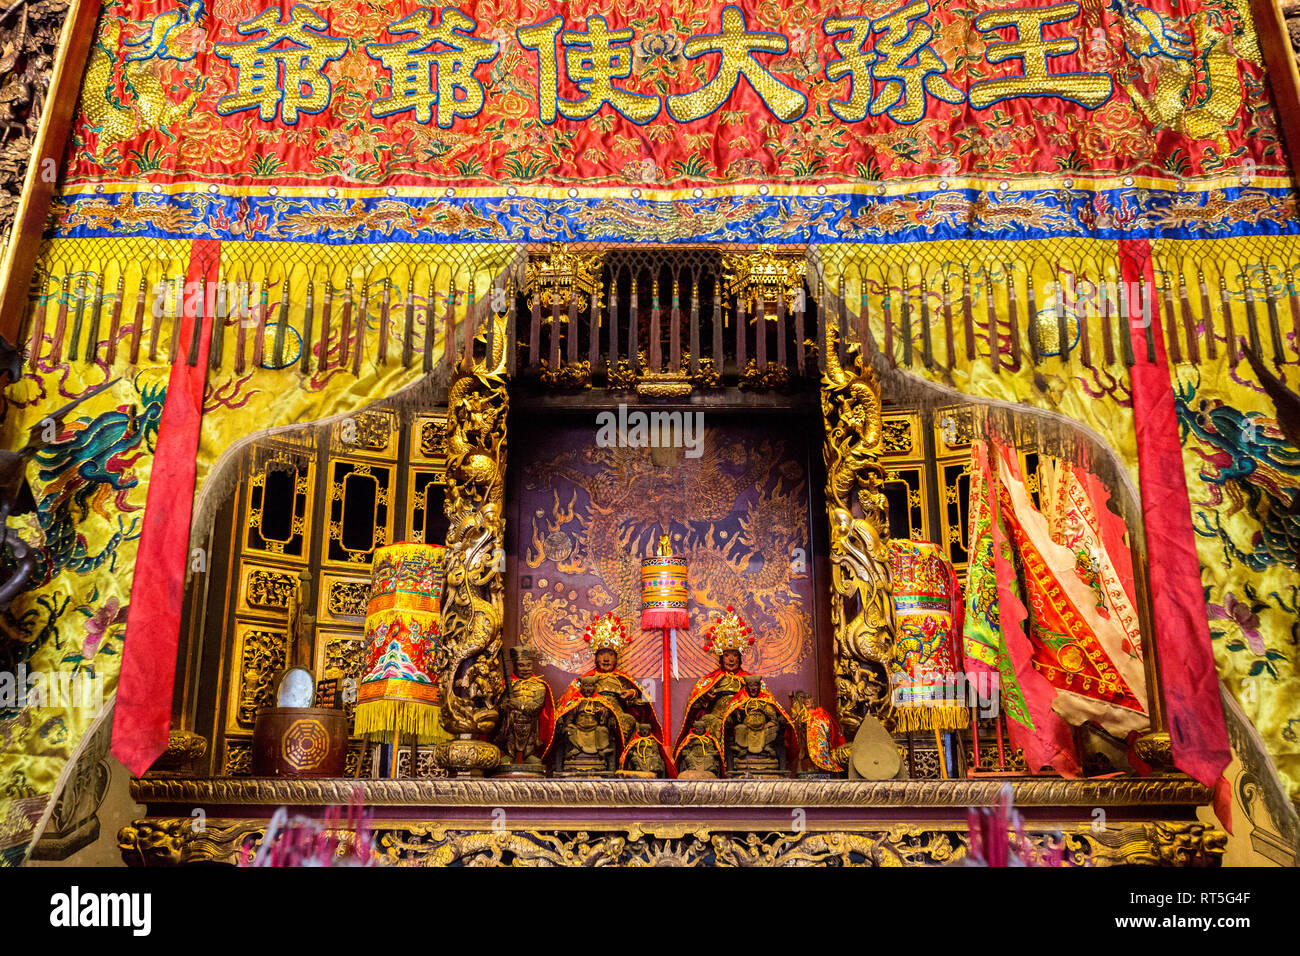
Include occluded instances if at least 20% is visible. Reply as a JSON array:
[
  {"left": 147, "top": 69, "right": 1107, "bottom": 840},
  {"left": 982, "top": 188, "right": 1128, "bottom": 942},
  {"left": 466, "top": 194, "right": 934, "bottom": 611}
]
[{"left": 0, "top": 0, "right": 98, "bottom": 343}]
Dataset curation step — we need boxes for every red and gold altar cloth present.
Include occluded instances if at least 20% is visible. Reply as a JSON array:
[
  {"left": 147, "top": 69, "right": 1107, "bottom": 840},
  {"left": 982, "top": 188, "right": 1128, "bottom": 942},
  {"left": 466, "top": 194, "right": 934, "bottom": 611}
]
[
  {"left": 888, "top": 538, "right": 969, "bottom": 733},
  {"left": 354, "top": 542, "right": 450, "bottom": 743},
  {"left": 799, "top": 702, "right": 848, "bottom": 773}
]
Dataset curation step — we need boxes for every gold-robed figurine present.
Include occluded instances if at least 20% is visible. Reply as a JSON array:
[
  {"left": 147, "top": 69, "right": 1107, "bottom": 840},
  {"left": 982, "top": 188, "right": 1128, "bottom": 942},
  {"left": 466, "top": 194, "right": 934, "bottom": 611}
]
[
  {"left": 619, "top": 722, "right": 673, "bottom": 778},
  {"left": 554, "top": 613, "right": 664, "bottom": 758},
  {"left": 674, "top": 719, "right": 724, "bottom": 778},
  {"left": 722, "top": 675, "right": 797, "bottom": 777},
  {"left": 673, "top": 606, "right": 752, "bottom": 762},
  {"left": 495, "top": 645, "right": 555, "bottom": 773},
  {"left": 549, "top": 676, "right": 619, "bottom": 775}
]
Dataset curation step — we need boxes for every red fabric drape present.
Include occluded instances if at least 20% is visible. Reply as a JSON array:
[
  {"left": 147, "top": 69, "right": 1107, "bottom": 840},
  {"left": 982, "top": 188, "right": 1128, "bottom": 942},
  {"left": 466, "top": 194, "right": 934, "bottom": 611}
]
[
  {"left": 111, "top": 239, "right": 219, "bottom": 777},
  {"left": 1119, "top": 238, "right": 1230, "bottom": 787}
]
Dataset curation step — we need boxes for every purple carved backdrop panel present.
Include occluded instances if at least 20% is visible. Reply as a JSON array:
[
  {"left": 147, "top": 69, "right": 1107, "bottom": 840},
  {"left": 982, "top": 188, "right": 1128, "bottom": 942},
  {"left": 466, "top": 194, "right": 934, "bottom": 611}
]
[{"left": 512, "top": 414, "right": 819, "bottom": 731}]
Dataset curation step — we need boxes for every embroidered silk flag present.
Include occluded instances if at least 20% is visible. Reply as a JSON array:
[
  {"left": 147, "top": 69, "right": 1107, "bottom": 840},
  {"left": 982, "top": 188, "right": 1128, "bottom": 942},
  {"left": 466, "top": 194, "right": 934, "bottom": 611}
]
[
  {"left": 988, "top": 441, "right": 1080, "bottom": 776},
  {"left": 994, "top": 442, "right": 1150, "bottom": 738},
  {"left": 1039, "top": 457, "right": 1142, "bottom": 661}
]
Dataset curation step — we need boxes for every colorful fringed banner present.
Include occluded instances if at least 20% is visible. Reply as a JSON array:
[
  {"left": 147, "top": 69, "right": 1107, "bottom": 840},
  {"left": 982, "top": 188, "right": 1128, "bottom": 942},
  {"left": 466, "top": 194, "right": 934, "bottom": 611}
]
[
  {"left": 994, "top": 441, "right": 1150, "bottom": 737},
  {"left": 968, "top": 438, "right": 1079, "bottom": 776},
  {"left": 888, "top": 539, "right": 970, "bottom": 733},
  {"left": 353, "top": 542, "right": 450, "bottom": 745}
]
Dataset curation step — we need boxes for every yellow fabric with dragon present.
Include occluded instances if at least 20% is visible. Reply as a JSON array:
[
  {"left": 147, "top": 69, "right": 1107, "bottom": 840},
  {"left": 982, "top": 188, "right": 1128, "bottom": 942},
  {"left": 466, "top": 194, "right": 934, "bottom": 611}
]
[
  {"left": 0, "top": 236, "right": 511, "bottom": 864},
  {"left": 1152, "top": 234, "right": 1300, "bottom": 802},
  {"left": 821, "top": 237, "right": 1140, "bottom": 488}
]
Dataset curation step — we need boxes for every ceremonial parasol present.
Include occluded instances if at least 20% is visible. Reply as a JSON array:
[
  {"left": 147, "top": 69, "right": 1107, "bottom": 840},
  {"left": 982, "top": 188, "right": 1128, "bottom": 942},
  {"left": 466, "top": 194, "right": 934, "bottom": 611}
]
[{"left": 640, "top": 533, "right": 689, "bottom": 746}]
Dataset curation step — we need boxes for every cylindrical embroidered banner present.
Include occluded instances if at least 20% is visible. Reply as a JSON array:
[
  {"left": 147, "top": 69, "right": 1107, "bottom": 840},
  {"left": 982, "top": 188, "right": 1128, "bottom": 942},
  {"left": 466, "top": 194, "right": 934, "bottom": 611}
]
[
  {"left": 354, "top": 542, "right": 450, "bottom": 744},
  {"left": 640, "top": 554, "right": 689, "bottom": 631},
  {"left": 889, "top": 538, "right": 970, "bottom": 733}
]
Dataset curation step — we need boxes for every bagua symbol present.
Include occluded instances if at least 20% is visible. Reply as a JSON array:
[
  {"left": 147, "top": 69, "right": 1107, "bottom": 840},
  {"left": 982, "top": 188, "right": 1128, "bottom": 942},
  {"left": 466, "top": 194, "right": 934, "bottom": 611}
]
[{"left": 594, "top": 404, "right": 705, "bottom": 459}]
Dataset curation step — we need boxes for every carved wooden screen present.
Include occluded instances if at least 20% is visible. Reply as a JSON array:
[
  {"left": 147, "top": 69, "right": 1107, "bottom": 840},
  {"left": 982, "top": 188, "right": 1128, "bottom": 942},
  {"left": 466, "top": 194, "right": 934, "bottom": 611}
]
[{"left": 190, "top": 408, "right": 447, "bottom": 776}]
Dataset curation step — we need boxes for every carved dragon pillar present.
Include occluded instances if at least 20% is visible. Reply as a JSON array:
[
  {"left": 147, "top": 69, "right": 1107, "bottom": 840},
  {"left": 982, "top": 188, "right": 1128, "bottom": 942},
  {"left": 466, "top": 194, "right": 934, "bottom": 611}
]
[
  {"left": 820, "top": 328, "right": 896, "bottom": 740},
  {"left": 433, "top": 328, "right": 509, "bottom": 775}
]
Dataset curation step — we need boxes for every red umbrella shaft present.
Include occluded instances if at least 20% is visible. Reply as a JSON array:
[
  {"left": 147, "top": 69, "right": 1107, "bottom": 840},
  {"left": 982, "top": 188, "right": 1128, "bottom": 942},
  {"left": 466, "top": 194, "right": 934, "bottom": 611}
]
[{"left": 662, "top": 627, "right": 672, "bottom": 749}]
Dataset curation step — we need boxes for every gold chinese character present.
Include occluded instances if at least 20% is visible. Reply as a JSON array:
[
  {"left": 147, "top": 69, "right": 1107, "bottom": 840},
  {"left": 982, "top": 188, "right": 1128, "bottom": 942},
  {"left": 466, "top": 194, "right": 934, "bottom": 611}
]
[
  {"left": 823, "top": 17, "right": 874, "bottom": 123},
  {"left": 214, "top": 6, "right": 348, "bottom": 124},
  {"left": 518, "top": 14, "right": 660, "bottom": 124},
  {"left": 666, "top": 6, "right": 806, "bottom": 123},
  {"left": 970, "top": 1, "right": 1113, "bottom": 110},
  {"left": 825, "top": 2, "right": 963, "bottom": 124},
  {"left": 368, "top": 9, "right": 498, "bottom": 128}
]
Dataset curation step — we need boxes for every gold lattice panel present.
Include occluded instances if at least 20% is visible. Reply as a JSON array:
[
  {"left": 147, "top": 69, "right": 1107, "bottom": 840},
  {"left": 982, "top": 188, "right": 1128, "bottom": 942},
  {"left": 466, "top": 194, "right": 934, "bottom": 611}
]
[
  {"left": 332, "top": 410, "right": 400, "bottom": 460},
  {"left": 243, "top": 458, "right": 312, "bottom": 560},
  {"left": 410, "top": 413, "right": 449, "bottom": 466},
  {"left": 322, "top": 457, "right": 394, "bottom": 567}
]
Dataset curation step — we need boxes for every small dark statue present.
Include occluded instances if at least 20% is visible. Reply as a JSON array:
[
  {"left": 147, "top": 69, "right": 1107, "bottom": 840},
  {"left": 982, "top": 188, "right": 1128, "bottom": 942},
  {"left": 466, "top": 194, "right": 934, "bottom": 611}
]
[
  {"left": 724, "top": 676, "right": 789, "bottom": 777},
  {"left": 621, "top": 722, "right": 667, "bottom": 777},
  {"left": 553, "top": 676, "right": 617, "bottom": 775},
  {"left": 676, "top": 719, "right": 722, "bottom": 777},
  {"left": 495, "top": 645, "right": 553, "bottom": 770}
]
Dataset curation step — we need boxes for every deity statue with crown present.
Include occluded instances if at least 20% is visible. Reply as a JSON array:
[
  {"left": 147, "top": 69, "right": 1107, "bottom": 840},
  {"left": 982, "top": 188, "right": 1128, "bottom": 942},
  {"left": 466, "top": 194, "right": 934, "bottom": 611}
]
[
  {"left": 553, "top": 613, "right": 663, "bottom": 756},
  {"left": 673, "top": 606, "right": 753, "bottom": 759}
]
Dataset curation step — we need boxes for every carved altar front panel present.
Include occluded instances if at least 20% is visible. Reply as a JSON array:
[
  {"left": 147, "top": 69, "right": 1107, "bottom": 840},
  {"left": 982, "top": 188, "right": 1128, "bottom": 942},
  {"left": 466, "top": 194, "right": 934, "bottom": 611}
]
[{"left": 120, "top": 778, "right": 1226, "bottom": 868}]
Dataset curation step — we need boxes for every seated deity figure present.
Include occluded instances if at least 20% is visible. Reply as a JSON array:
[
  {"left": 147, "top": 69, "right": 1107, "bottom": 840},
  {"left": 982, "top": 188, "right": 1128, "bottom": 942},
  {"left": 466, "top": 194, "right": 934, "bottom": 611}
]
[
  {"left": 673, "top": 719, "right": 724, "bottom": 777},
  {"left": 619, "top": 722, "right": 673, "bottom": 777},
  {"left": 674, "top": 606, "right": 752, "bottom": 759},
  {"left": 555, "top": 613, "right": 663, "bottom": 750},
  {"left": 722, "top": 675, "right": 797, "bottom": 777},
  {"left": 495, "top": 645, "right": 554, "bottom": 769},
  {"left": 548, "top": 676, "right": 619, "bottom": 775}
]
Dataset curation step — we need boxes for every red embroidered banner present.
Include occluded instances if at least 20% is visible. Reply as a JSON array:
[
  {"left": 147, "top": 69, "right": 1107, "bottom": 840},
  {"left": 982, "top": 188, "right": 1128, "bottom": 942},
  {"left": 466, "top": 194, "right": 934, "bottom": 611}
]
[
  {"left": 1121, "top": 236, "right": 1231, "bottom": 787},
  {"left": 110, "top": 239, "right": 219, "bottom": 777}
]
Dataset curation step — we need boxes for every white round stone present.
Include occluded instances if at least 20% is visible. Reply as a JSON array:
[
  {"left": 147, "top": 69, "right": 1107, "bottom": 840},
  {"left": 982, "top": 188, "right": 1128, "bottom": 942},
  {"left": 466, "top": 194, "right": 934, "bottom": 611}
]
[
  {"left": 1123, "top": 176, "right": 1134, "bottom": 187},
  {"left": 386, "top": 186, "right": 396, "bottom": 197},
  {"left": 268, "top": 186, "right": 278, "bottom": 196},
  {"left": 207, "top": 184, "right": 218, "bottom": 194},
  {"left": 327, "top": 187, "right": 338, "bottom": 198},
  {"left": 507, "top": 186, "right": 518, "bottom": 196},
  {"left": 151, "top": 184, "right": 162, "bottom": 194},
  {"left": 568, "top": 188, "right": 578, "bottom": 198},
  {"left": 631, "top": 188, "right": 642, "bottom": 199},
  {"left": 816, "top": 185, "right": 826, "bottom": 195},
  {"left": 938, "top": 180, "right": 949, "bottom": 190},
  {"left": 758, "top": 185, "right": 769, "bottom": 196},
  {"left": 692, "top": 188, "right": 703, "bottom": 198}
]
